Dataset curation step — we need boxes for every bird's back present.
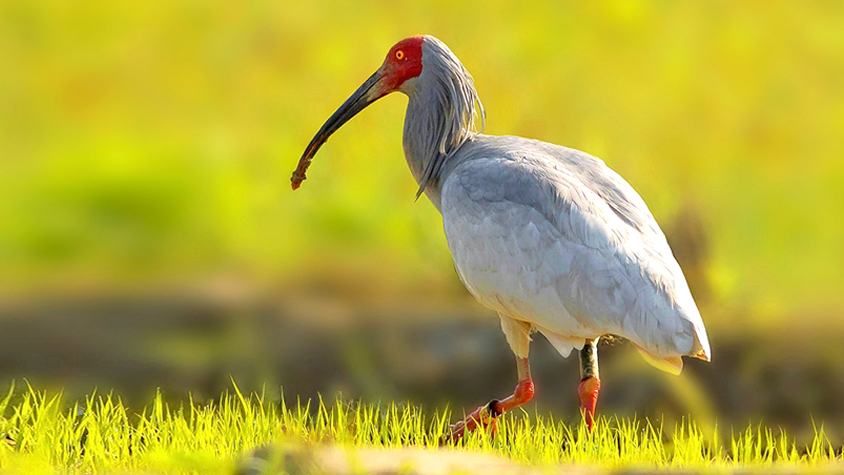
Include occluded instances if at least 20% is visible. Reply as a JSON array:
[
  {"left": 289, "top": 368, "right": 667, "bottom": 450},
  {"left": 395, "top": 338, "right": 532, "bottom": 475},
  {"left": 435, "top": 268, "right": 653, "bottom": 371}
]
[{"left": 438, "top": 134, "right": 710, "bottom": 372}]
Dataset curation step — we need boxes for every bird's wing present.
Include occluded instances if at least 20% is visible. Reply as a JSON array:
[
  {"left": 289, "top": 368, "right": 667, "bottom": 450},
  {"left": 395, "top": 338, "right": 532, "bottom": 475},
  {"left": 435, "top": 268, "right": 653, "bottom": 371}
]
[{"left": 440, "top": 141, "right": 710, "bottom": 368}]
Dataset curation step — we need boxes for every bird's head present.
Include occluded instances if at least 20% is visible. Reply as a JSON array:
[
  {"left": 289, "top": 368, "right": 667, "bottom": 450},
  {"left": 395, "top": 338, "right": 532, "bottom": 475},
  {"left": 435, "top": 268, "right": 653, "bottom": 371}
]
[
  {"left": 380, "top": 36, "right": 426, "bottom": 94},
  {"left": 291, "top": 36, "right": 425, "bottom": 189}
]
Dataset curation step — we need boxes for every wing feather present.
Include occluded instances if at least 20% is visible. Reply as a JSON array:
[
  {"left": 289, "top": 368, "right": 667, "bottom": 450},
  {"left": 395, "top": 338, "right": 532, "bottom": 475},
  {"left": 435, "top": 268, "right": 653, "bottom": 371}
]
[{"left": 440, "top": 138, "right": 710, "bottom": 367}]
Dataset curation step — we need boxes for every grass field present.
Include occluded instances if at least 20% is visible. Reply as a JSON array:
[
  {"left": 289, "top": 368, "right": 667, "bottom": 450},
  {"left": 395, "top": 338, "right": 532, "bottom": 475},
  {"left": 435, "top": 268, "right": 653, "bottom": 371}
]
[
  {"left": 2, "top": 3, "right": 843, "bottom": 473},
  {"left": 0, "top": 384, "right": 841, "bottom": 474}
]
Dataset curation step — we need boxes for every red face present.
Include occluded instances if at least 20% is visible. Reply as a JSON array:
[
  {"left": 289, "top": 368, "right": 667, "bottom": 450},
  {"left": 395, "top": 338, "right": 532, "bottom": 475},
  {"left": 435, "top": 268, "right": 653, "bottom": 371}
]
[{"left": 378, "top": 36, "right": 424, "bottom": 92}]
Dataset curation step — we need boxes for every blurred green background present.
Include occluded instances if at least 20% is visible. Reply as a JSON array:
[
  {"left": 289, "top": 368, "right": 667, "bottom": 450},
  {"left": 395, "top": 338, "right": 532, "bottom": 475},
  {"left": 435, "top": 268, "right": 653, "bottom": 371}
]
[{"left": 1, "top": 0, "right": 843, "bottom": 440}]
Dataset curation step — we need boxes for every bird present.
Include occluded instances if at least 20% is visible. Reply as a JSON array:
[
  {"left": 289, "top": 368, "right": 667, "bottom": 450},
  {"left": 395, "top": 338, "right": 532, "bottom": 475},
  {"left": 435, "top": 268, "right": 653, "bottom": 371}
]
[{"left": 291, "top": 35, "right": 711, "bottom": 441}]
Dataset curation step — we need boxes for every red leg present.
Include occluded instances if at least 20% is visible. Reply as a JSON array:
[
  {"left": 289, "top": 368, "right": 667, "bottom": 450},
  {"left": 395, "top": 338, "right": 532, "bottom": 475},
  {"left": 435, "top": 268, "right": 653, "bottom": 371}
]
[
  {"left": 578, "top": 338, "right": 601, "bottom": 431},
  {"left": 578, "top": 376, "right": 600, "bottom": 430},
  {"left": 441, "top": 357, "right": 534, "bottom": 443}
]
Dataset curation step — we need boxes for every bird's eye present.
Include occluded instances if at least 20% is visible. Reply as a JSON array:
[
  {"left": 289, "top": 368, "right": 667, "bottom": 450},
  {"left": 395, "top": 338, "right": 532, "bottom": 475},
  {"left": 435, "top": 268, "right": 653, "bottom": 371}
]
[{"left": 396, "top": 50, "right": 405, "bottom": 60}]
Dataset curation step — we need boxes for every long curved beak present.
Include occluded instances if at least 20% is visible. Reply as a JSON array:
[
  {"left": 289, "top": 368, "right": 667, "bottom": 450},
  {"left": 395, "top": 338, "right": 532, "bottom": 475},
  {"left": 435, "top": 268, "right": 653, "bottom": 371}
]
[{"left": 291, "top": 70, "right": 385, "bottom": 190}]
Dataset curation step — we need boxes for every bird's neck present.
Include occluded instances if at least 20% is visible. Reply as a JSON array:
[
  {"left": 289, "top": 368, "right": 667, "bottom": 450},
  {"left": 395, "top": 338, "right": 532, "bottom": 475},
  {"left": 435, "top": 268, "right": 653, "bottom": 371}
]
[
  {"left": 402, "top": 89, "right": 477, "bottom": 210},
  {"left": 402, "top": 97, "right": 441, "bottom": 207}
]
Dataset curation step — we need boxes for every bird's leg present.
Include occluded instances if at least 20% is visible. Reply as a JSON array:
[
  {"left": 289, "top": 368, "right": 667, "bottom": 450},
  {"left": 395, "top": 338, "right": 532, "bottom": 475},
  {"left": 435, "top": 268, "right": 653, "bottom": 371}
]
[
  {"left": 441, "top": 357, "right": 534, "bottom": 444},
  {"left": 578, "top": 337, "right": 601, "bottom": 430}
]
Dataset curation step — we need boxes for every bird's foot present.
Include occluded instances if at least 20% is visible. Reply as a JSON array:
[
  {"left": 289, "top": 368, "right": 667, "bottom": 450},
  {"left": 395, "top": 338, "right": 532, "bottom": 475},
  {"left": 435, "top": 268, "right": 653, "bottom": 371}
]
[
  {"left": 440, "top": 399, "right": 500, "bottom": 445},
  {"left": 440, "top": 378, "right": 534, "bottom": 444},
  {"left": 578, "top": 376, "right": 601, "bottom": 431}
]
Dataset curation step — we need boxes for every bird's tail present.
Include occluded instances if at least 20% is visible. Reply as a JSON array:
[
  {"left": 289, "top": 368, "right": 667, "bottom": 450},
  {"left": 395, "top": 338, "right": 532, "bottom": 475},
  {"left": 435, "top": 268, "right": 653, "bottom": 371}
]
[{"left": 635, "top": 348, "right": 684, "bottom": 375}]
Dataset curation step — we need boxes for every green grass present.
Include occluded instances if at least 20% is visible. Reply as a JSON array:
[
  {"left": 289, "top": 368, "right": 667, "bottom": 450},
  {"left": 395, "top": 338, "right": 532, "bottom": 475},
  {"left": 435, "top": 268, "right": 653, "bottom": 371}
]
[{"left": 0, "top": 383, "right": 841, "bottom": 474}]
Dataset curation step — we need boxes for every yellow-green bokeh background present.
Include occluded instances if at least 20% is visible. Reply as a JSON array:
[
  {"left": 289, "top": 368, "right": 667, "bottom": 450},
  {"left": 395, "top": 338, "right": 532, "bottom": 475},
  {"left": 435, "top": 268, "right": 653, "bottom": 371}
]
[
  {"left": 3, "top": 1, "right": 842, "bottom": 321},
  {"left": 1, "top": 0, "right": 843, "bottom": 424}
]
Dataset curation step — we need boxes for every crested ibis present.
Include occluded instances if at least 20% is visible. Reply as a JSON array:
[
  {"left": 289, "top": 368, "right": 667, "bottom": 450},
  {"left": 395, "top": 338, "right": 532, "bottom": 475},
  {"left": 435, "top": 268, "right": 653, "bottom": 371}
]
[{"left": 291, "top": 35, "right": 711, "bottom": 441}]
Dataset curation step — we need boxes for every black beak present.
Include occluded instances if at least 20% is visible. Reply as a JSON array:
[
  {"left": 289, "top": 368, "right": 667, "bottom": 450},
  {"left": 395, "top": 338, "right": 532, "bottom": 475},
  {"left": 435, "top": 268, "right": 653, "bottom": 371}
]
[{"left": 292, "top": 70, "right": 384, "bottom": 189}]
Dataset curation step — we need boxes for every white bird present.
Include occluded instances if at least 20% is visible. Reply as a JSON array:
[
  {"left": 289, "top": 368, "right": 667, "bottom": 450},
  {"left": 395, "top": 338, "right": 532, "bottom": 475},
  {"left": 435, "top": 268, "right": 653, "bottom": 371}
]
[{"left": 292, "top": 35, "right": 711, "bottom": 441}]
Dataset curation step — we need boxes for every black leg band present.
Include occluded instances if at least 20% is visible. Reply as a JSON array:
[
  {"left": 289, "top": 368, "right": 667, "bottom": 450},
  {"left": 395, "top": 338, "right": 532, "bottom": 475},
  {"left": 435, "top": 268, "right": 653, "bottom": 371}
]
[{"left": 486, "top": 399, "right": 502, "bottom": 418}]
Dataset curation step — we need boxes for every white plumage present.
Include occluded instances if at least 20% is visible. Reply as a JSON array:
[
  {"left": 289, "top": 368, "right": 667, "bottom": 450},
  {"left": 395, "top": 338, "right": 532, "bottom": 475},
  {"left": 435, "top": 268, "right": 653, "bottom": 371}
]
[{"left": 440, "top": 136, "right": 710, "bottom": 374}]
